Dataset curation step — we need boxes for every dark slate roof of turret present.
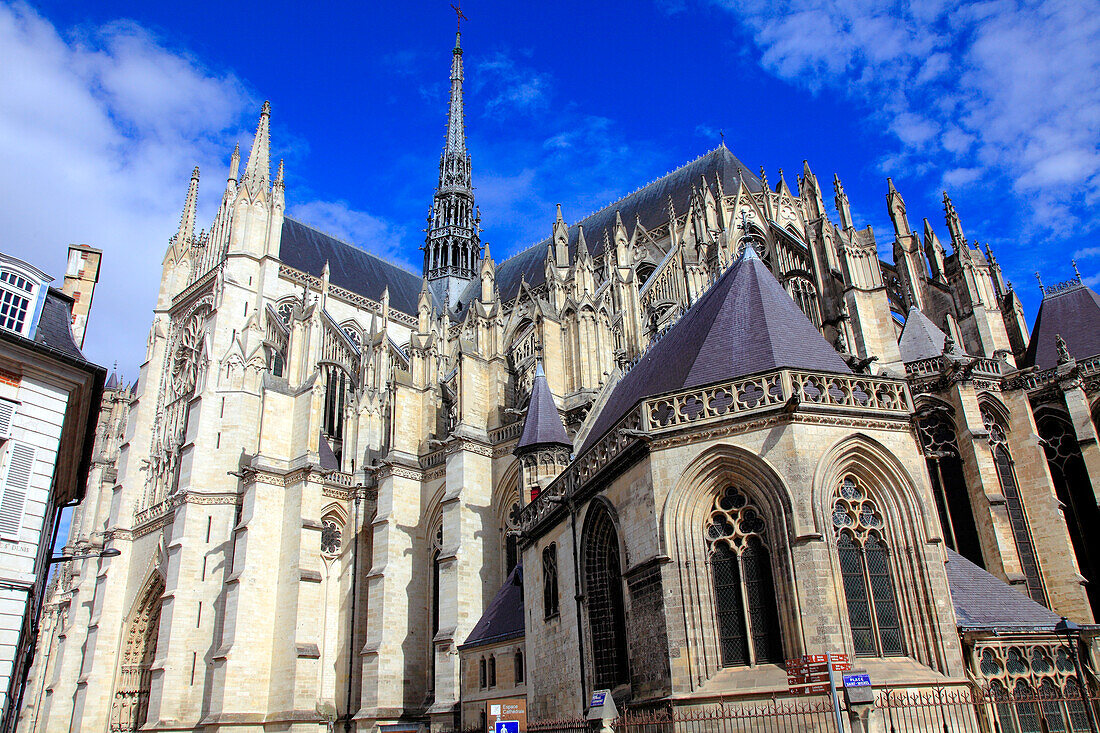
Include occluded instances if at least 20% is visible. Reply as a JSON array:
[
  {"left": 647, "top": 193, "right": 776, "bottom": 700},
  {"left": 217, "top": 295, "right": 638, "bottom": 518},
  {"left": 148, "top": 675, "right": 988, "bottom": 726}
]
[
  {"left": 898, "top": 307, "right": 947, "bottom": 363},
  {"left": 580, "top": 248, "right": 851, "bottom": 452},
  {"left": 461, "top": 564, "right": 524, "bottom": 649},
  {"left": 945, "top": 549, "right": 1064, "bottom": 629},
  {"left": 279, "top": 217, "right": 427, "bottom": 316},
  {"left": 516, "top": 361, "right": 571, "bottom": 452},
  {"left": 1022, "top": 282, "right": 1100, "bottom": 369},
  {"left": 458, "top": 146, "right": 762, "bottom": 311}
]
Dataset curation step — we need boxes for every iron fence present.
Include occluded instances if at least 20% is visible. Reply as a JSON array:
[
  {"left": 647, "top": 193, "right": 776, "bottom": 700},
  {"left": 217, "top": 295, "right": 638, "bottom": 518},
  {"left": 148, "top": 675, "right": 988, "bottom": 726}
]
[
  {"left": 616, "top": 698, "right": 839, "bottom": 733},
  {"left": 526, "top": 717, "right": 590, "bottom": 733}
]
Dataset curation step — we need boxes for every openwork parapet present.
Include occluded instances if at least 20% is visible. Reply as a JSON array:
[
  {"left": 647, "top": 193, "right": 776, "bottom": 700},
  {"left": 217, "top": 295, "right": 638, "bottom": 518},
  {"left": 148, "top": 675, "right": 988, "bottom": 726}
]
[{"left": 519, "top": 368, "right": 911, "bottom": 535}]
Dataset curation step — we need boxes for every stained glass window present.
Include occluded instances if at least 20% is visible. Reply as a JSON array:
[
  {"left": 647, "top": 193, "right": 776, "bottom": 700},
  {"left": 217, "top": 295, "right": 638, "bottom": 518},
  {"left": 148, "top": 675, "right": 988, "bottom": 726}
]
[
  {"left": 705, "top": 486, "right": 782, "bottom": 666},
  {"left": 583, "top": 506, "right": 629, "bottom": 689},
  {"left": 833, "top": 477, "right": 904, "bottom": 657}
]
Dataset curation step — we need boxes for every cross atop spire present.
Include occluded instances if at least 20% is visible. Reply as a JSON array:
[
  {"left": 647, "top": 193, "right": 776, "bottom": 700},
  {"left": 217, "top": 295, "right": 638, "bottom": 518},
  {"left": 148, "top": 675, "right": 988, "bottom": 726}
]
[{"left": 451, "top": 3, "right": 468, "bottom": 34}]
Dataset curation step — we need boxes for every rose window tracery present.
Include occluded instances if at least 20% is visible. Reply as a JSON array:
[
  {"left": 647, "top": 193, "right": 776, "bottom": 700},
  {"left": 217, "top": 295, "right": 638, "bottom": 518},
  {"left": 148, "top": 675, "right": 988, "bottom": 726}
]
[{"left": 706, "top": 487, "right": 766, "bottom": 549}]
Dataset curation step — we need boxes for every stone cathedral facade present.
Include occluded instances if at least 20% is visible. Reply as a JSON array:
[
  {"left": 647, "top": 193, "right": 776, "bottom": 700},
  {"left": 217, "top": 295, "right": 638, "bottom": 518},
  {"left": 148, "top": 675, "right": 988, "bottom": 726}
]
[{"left": 18, "top": 30, "right": 1100, "bottom": 733}]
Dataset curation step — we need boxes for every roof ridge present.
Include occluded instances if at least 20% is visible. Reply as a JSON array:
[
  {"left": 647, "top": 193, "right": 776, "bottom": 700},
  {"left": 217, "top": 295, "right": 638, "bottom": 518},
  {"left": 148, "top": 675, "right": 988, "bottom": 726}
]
[
  {"left": 492, "top": 146, "right": 741, "bottom": 270},
  {"left": 283, "top": 216, "right": 421, "bottom": 279}
]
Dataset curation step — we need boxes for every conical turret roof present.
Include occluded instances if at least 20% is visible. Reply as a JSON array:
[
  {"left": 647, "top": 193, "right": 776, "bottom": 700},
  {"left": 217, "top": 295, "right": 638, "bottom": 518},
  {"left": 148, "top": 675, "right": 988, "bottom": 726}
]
[
  {"left": 580, "top": 247, "right": 850, "bottom": 451},
  {"left": 898, "top": 307, "right": 947, "bottom": 362},
  {"left": 516, "top": 361, "right": 571, "bottom": 453}
]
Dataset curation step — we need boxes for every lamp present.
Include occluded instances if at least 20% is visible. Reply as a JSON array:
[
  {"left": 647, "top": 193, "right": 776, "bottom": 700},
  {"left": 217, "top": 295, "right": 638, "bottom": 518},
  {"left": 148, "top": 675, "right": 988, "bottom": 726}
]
[
  {"left": 1054, "top": 616, "right": 1098, "bottom": 733},
  {"left": 47, "top": 547, "right": 121, "bottom": 565}
]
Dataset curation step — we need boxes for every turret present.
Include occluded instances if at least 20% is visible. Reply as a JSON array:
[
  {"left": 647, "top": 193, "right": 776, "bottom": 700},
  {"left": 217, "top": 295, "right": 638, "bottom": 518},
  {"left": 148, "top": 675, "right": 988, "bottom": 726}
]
[
  {"left": 480, "top": 244, "right": 496, "bottom": 304},
  {"left": 553, "top": 204, "right": 569, "bottom": 268},
  {"left": 943, "top": 191, "right": 967, "bottom": 250},
  {"left": 241, "top": 101, "right": 271, "bottom": 194},
  {"left": 513, "top": 360, "right": 572, "bottom": 501},
  {"left": 833, "top": 174, "right": 854, "bottom": 230},
  {"left": 886, "top": 177, "right": 911, "bottom": 237}
]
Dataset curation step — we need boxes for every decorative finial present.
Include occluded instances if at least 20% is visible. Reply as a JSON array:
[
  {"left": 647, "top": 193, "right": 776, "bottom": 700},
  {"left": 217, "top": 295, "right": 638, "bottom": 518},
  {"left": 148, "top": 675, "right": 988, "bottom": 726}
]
[
  {"left": 1036, "top": 271, "right": 1044, "bottom": 295},
  {"left": 1073, "top": 259, "right": 1081, "bottom": 279},
  {"left": 719, "top": 129, "right": 725, "bottom": 146}
]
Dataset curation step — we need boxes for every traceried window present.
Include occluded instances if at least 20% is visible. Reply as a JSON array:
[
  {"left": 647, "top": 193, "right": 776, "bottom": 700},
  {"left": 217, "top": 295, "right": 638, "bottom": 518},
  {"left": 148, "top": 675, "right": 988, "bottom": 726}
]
[
  {"left": 832, "top": 477, "right": 903, "bottom": 657},
  {"left": 705, "top": 486, "right": 782, "bottom": 666},
  {"left": 321, "top": 518, "right": 342, "bottom": 555},
  {"left": 275, "top": 300, "right": 294, "bottom": 327},
  {"left": 431, "top": 523, "right": 443, "bottom": 636},
  {"left": 1037, "top": 412, "right": 1100, "bottom": 615},
  {"left": 341, "top": 324, "right": 362, "bottom": 351},
  {"left": 915, "top": 408, "right": 984, "bottom": 566},
  {"left": 785, "top": 275, "right": 822, "bottom": 328},
  {"left": 982, "top": 406, "right": 1046, "bottom": 605},
  {"left": 0, "top": 269, "right": 32, "bottom": 334},
  {"left": 543, "top": 543, "right": 559, "bottom": 620},
  {"left": 979, "top": 644, "right": 1090, "bottom": 732},
  {"left": 583, "top": 504, "right": 629, "bottom": 689}
]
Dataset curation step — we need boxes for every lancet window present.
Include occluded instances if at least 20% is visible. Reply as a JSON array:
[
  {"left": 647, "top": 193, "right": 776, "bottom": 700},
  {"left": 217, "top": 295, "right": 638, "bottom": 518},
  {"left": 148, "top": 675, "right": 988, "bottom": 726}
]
[
  {"left": 915, "top": 407, "right": 984, "bottom": 566},
  {"left": 543, "top": 543, "right": 559, "bottom": 620},
  {"left": 832, "top": 477, "right": 903, "bottom": 657},
  {"left": 583, "top": 504, "right": 629, "bottom": 689},
  {"left": 705, "top": 486, "right": 782, "bottom": 666},
  {"left": 1037, "top": 413, "right": 1100, "bottom": 615},
  {"left": 982, "top": 406, "right": 1045, "bottom": 605},
  {"left": 321, "top": 364, "right": 350, "bottom": 464}
]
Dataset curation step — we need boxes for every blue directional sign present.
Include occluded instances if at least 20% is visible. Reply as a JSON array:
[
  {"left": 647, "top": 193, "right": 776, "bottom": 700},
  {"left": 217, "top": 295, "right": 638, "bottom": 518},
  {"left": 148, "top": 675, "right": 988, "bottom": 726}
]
[
  {"left": 842, "top": 673, "right": 871, "bottom": 688},
  {"left": 495, "top": 721, "right": 519, "bottom": 733},
  {"left": 590, "top": 691, "right": 606, "bottom": 707}
]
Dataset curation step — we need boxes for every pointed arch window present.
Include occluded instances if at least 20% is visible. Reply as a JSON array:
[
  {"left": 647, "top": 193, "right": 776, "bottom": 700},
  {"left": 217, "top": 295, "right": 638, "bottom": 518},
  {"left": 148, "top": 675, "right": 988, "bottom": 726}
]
[
  {"left": 542, "top": 543, "right": 559, "bottom": 620},
  {"left": 832, "top": 477, "right": 903, "bottom": 657},
  {"left": 705, "top": 486, "right": 782, "bottom": 666},
  {"left": 582, "top": 504, "right": 629, "bottom": 689},
  {"left": 982, "top": 406, "right": 1046, "bottom": 605},
  {"left": 1037, "top": 412, "right": 1100, "bottom": 615},
  {"left": 915, "top": 407, "right": 984, "bottom": 566}
]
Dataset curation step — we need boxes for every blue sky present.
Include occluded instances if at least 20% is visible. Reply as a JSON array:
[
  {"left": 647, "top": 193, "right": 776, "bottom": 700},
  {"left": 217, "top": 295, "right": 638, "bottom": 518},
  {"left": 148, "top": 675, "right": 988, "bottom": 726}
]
[{"left": 1, "top": 0, "right": 1099, "bottom": 375}]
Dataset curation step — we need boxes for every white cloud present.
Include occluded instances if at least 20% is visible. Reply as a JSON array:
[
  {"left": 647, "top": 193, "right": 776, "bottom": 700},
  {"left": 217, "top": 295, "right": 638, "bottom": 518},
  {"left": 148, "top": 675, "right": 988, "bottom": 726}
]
[
  {"left": 714, "top": 0, "right": 1100, "bottom": 234},
  {"left": 0, "top": 2, "right": 253, "bottom": 371},
  {"left": 474, "top": 51, "right": 551, "bottom": 118}
]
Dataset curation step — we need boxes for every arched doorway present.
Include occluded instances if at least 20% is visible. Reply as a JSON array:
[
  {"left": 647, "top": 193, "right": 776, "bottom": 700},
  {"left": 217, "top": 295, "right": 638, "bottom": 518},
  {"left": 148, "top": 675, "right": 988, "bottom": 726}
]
[{"left": 109, "top": 573, "right": 164, "bottom": 732}]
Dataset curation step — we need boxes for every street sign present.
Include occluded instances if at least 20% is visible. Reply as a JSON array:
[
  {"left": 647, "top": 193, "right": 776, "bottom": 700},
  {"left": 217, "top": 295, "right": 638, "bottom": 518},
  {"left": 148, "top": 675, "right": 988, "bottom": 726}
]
[
  {"left": 843, "top": 673, "right": 871, "bottom": 688},
  {"left": 495, "top": 721, "right": 519, "bottom": 733},
  {"left": 590, "top": 691, "right": 606, "bottom": 707},
  {"left": 789, "top": 684, "right": 830, "bottom": 696},
  {"left": 787, "top": 672, "right": 831, "bottom": 685}
]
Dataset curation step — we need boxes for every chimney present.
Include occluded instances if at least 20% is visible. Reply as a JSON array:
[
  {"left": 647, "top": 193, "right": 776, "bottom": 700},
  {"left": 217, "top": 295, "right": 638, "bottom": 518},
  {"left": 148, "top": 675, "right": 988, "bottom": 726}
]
[{"left": 61, "top": 245, "right": 102, "bottom": 349}]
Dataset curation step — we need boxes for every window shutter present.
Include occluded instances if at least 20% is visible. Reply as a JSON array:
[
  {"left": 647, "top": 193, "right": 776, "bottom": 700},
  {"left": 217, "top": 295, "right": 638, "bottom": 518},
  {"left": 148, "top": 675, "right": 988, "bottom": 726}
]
[
  {"left": 0, "top": 400, "right": 15, "bottom": 440},
  {"left": 0, "top": 442, "right": 35, "bottom": 536}
]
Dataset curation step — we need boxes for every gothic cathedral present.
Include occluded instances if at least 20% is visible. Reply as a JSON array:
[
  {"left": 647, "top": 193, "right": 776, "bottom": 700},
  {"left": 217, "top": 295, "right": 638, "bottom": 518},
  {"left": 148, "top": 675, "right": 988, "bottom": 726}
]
[{"left": 19, "top": 29, "right": 1100, "bottom": 733}]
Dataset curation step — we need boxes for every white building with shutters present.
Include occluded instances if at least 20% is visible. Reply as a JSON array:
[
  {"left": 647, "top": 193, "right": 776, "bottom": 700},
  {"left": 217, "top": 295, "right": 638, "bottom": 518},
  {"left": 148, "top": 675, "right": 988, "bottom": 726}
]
[{"left": 0, "top": 250, "right": 103, "bottom": 731}]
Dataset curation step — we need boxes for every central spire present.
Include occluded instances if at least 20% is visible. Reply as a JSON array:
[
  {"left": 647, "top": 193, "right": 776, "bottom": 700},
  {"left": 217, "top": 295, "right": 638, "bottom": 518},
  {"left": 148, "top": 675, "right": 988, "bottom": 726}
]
[
  {"left": 423, "top": 26, "right": 480, "bottom": 309},
  {"left": 446, "top": 32, "right": 466, "bottom": 157}
]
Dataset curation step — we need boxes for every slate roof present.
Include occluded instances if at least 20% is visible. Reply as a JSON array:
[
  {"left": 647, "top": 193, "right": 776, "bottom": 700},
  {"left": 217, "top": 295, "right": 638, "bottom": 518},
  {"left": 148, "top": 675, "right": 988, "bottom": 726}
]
[
  {"left": 461, "top": 563, "right": 524, "bottom": 648},
  {"left": 1022, "top": 283, "right": 1100, "bottom": 369},
  {"left": 516, "top": 361, "right": 571, "bottom": 452},
  {"left": 897, "top": 307, "right": 947, "bottom": 363},
  {"left": 318, "top": 432, "right": 339, "bottom": 472},
  {"left": 457, "top": 146, "right": 762, "bottom": 310},
  {"left": 279, "top": 217, "right": 427, "bottom": 316},
  {"left": 945, "top": 549, "right": 1064, "bottom": 629},
  {"left": 33, "top": 289, "right": 87, "bottom": 361},
  {"left": 579, "top": 247, "right": 851, "bottom": 452}
]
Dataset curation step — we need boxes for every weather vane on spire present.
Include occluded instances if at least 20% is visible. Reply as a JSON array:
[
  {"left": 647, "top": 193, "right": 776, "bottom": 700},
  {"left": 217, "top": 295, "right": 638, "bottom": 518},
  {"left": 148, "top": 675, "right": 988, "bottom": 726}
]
[{"left": 451, "top": 3, "right": 468, "bottom": 33}]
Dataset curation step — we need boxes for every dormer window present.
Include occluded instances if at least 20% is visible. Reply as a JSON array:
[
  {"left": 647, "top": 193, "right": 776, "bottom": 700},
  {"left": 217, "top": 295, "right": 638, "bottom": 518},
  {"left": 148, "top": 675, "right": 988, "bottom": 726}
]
[
  {"left": 0, "top": 271, "right": 32, "bottom": 334},
  {"left": 0, "top": 254, "right": 50, "bottom": 339}
]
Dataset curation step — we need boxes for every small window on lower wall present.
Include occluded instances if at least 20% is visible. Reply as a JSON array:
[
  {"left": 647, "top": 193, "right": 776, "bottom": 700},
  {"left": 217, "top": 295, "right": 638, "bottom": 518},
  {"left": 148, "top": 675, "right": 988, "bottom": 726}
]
[
  {"left": 488, "top": 656, "right": 496, "bottom": 687},
  {"left": 514, "top": 649, "right": 524, "bottom": 684},
  {"left": 479, "top": 657, "right": 486, "bottom": 689}
]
